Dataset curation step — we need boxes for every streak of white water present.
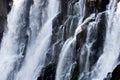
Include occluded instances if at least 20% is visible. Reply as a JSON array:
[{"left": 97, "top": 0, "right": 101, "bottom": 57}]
[
  {"left": 78, "top": 0, "right": 86, "bottom": 17},
  {"left": 55, "top": 12, "right": 95, "bottom": 80},
  {"left": 75, "top": 14, "right": 95, "bottom": 36},
  {"left": 78, "top": 13, "right": 102, "bottom": 80},
  {"left": 0, "top": 0, "right": 29, "bottom": 80},
  {"left": 55, "top": 37, "right": 76, "bottom": 80},
  {"left": 28, "top": 0, "right": 47, "bottom": 42},
  {"left": 84, "top": 23, "right": 95, "bottom": 72},
  {"left": 91, "top": 1, "right": 120, "bottom": 80},
  {"left": 15, "top": 0, "right": 59, "bottom": 80},
  {"left": 55, "top": 0, "right": 86, "bottom": 79}
]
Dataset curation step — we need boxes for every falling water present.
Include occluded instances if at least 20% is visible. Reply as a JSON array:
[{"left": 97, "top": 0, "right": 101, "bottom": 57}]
[
  {"left": 55, "top": 37, "right": 76, "bottom": 80},
  {"left": 78, "top": 13, "right": 102, "bottom": 80},
  {"left": 55, "top": 9, "right": 95, "bottom": 80},
  {"left": 0, "top": 0, "right": 120, "bottom": 80},
  {"left": 0, "top": 0, "right": 30, "bottom": 80},
  {"left": 78, "top": 0, "right": 86, "bottom": 17},
  {"left": 15, "top": 0, "right": 59, "bottom": 80},
  {"left": 90, "top": 0, "right": 120, "bottom": 80}
]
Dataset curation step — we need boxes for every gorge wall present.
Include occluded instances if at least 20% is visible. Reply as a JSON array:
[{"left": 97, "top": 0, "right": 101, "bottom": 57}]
[{"left": 0, "top": 0, "right": 120, "bottom": 80}]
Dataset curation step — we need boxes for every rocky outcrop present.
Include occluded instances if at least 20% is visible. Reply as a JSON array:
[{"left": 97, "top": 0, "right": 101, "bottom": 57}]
[
  {"left": 85, "top": 0, "right": 109, "bottom": 17},
  {"left": 37, "top": 63, "right": 57, "bottom": 80},
  {"left": 110, "top": 64, "right": 120, "bottom": 80},
  {"left": 0, "top": 0, "right": 13, "bottom": 41},
  {"left": 0, "top": 0, "right": 7, "bottom": 41},
  {"left": 40, "top": 0, "right": 110, "bottom": 80},
  {"left": 104, "top": 64, "right": 120, "bottom": 80},
  {"left": 0, "top": 0, "right": 119, "bottom": 80}
]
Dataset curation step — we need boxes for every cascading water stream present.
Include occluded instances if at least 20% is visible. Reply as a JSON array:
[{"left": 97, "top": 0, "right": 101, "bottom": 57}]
[
  {"left": 90, "top": 0, "right": 120, "bottom": 80},
  {"left": 0, "top": 0, "right": 120, "bottom": 80},
  {"left": 55, "top": 37, "right": 76, "bottom": 80},
  {"left": 79, "top": 0, "right": 86, "bottom": 17},
  {"left": 15, "top": 0, "right": 59, "bottom": 80},
  {"left": 0, "top": 0, "right": 31, "bottom": 80},
  {"left": 78, "top": 13, "right": 103, "bottom": 80},
  {"left": 78, "top": 22, "right": 96, "bottom": 80},
  {"left": 55, "top": 12, "right": 95, "bottom": 80}
]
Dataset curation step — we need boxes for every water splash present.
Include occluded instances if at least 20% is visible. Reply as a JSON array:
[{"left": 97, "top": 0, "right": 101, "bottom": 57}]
[
  {"left": 0, "top": 0, "right": 30, "bottom": 80},
  {"left": 15, "top": 0, "right": 59, "bottom": 80},
  {"left": 90, "top": 1, "right": 120, "bottom": 80},
  {"left": 55, "top": 8, "right": 95, "bottom": 80}
]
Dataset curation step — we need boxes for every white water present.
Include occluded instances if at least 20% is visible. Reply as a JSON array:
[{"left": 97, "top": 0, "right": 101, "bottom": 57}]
[
  {"left": 78, "top": 13, "right": 102, "bottom": 80},
  {"left": 1, "top": 0, "right": 120, "bottom": 80},
  {"left": 0, "top": 0, "right": 29, "bottom": 80},
  {"left": 75, "top": 14, "right": 95, "bottom": 36},
  {"left": 91, "top": 0, "right": 120, "bottom": 80},
  {"left": 15, "top": 0, "right": 59, "bottom": 80},
  {"left": 78, "top": 0, "right": 86, "bottom": 17},
  {"left": 55, "top": 37, "right": 76, "bottom": 80},
  {"left": 55, "top": 0, "right": 91, "bottom": 79},
  {"left": 83, "top": 23, "right": 96, "bottom": 72},
  {"left": 55, "top": 4, "right": 95, "bottom": 79}
]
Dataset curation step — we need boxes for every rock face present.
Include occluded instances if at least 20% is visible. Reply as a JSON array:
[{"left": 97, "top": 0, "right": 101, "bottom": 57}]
[
  {"left": 0, "top": 0, "right": 7, "bottom": 41},
  {"left": 110, "top": 64, "right": 120, "bottom": 80},
  {"left": 0, "top": 0, "right": 119, "bottom": 80},
  {"left": 0, "top": 0, "right": 13, "bottom": 41},
  {"left": 39, "top": 0, "right": 109, "bottom": 80},
  {"left": 85, "top": 0, "right": 109, "bottom": 17}
]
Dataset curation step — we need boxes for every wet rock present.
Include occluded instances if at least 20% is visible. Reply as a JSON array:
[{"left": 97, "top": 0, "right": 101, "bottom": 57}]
[
  {"left": 104, "top": 72, "right": 112, "bottom": 80},
  {"left": 0, "top": 0, "right": 7, "bottom": 16},
  {"left": 0, "top": 0, "right": 8, "bottom": 41},
  {"left": 38, "top": 0, "right": 113, "bottom": 80},
  {"left": 85, "top": 0, "right": 109, "bottom": 17},
  {"left": 0, "top": 24, "right": 5, "bottom": 36},
  {"left": 70, "top": 27, "right": 87, "bottom": 80},
  {"left": 38, "top": 63, "right": 57, "bottom": 80},
  {"left": 51, "top": 0, "right": 79, "bottom": 63},
  {"left": 90, "top": 13, "right": 106, "bottom": 69},
  {"left": 5, "top": 0, "right": 13, "bottom": 13},
  {"left": 0, "top": 0, "right": 14, "bottom": 42},
  {"left": 110, "top": 64, "right": 120, "bottom": 80}
]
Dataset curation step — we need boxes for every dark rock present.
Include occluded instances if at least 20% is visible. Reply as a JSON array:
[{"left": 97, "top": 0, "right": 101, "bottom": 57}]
[
  {"left": 0, "top": 0, "right": 7, "bottom": 16},
  {"left": 104, "top": 72, "right": 112, "bottom": 80},
  {"left": 70, "top": 27, "right": 87, "bottom": 80},
  {"left": 0, "top": 0, "right": 13, "bottom": 41},
  {"left": 61, "top": 0, "right": 68, "bottom": 16},
  {"left": 110, "top": 64, "right": 120, "bottom": 80},
  {"left": 90, "top": 13, "right": 106, "bottom": 70},
  {"left": 38, "top": 0, "right": 113, "bottom": 80},
  {"left": 0, "top": 16, "right": 6, "bottom": 41},
  {"left": 85, "top": 0, "right": 109, "bottom": 17},
  {"left": 38, "top": 63, "right": 57, "bottom": 80},
  {"left": 5, "top": 0, "right": 13, "bottom": 13}
]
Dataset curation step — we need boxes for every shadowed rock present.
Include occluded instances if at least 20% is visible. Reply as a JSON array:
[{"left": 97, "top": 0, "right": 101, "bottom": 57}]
[{"left": 110, "top": 64, "right": 120, "bottom": 80}]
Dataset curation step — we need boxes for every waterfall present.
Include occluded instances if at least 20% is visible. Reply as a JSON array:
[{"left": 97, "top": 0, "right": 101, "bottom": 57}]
[
  {"left": 55, "top": 37, "right": 76, "bottom": 80},
  {"left": 78, "top": 13, "right": 102, "bottom": 80},
  {"left": 90, "top": 0, "right": 120, "bottom": 80},
  {"left": 55, "top": 9, "right": 95, "bottom": 79},
  {"left": 15, "top": 0, "right": 59, "bottom": 80},
  {"left": 78, "top": 0, "right": 86, "bottom": 17},
  {"left": 0, "top": 0, "right": 30, "bottom": 80},
  {"left": 0, "top": 0, "right": 120, "bottom": 80},
  {"left": 55, "top": 0, "right": 87, "bottom": 79},
  {"left": 0, "top": 0, "right": 59, "bottom": 80}
]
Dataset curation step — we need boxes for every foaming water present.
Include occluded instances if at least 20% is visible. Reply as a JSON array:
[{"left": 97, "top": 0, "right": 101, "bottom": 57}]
[
  {"left": 0, "top": 0, "right": 30, "bottom": 80},
  {"left": 55, "top": 1, "right": 95, "bottom": 78},
  {"left": 0, "top": 0, "right": 120, "bottom": 80},
  {"left": 90, "top": 1, "right": 120, "bottom": 80},
  {"left": 15, "top": 0, "right": 59, "bottom": 80}
]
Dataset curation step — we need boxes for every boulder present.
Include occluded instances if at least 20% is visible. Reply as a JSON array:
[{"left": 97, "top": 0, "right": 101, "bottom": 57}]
[{"left": 110, "top": 64, "right": 120, "bottom": 80}]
